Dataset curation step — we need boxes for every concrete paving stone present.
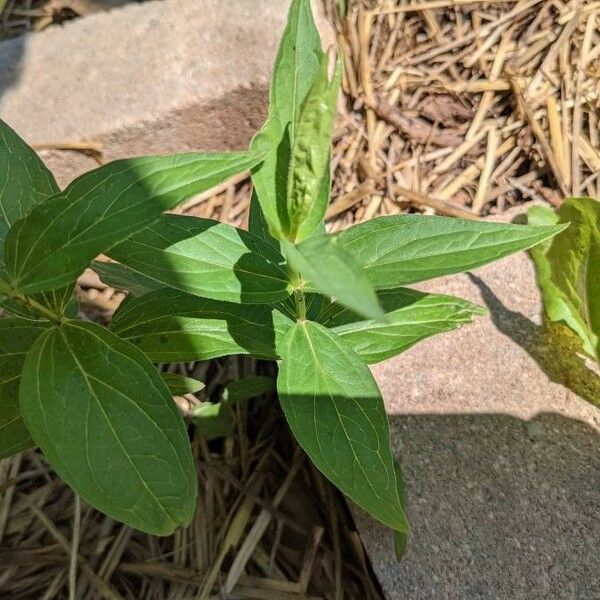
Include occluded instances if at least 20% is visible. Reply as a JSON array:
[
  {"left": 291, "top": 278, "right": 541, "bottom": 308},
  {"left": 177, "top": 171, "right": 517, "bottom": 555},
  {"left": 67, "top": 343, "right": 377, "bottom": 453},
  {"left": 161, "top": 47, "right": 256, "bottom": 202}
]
[
  {"left": 355, "top": 205, "right": 600, "bottom": 600},
  {"left": 0, "top": 0, "right": 338, "bottom": 187}
]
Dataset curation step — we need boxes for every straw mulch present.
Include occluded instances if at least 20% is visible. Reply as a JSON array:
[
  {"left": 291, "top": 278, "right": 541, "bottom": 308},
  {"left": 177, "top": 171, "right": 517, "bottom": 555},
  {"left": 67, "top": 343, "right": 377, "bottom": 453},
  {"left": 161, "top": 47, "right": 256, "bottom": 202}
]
[
  {"left": 0, "top": 358, "right": 382, "bottom": 600},
  {"left": 2, "top": 0, "right": 599, "bottom": 598}
]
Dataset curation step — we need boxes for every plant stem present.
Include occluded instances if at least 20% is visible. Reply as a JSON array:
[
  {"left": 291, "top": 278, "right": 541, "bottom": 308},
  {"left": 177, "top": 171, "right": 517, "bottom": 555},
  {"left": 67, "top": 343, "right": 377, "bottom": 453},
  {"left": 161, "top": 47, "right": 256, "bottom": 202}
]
[
  {"left": 294, "top": 288, "right": 307, "bottom": 321},
  {"left": 288, "top": 266, "right": 307, "bottom": 321},
  {"left": 0, "top": 278, "right": 63, "bottom": 323}
]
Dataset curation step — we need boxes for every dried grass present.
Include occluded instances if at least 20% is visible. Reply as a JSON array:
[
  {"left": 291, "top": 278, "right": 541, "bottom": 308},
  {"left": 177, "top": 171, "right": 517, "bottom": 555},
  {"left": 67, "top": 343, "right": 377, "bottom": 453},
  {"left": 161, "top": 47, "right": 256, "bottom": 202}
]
[{"left": 0, "top": 360, "right": 382, "bottom": 599}]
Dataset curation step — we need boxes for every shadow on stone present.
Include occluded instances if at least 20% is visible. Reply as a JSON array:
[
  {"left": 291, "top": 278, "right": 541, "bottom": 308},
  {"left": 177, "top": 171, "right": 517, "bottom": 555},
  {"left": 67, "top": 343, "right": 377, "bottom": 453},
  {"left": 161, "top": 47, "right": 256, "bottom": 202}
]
[
  {"left": 468, "top": 273, "right": 600, "bottom": 408},
  {"left": 0, "top": 34, "right": 25, "bottom": 101},
  {"left": 354, "top": 410, "right": 600, "bottom": 600}
]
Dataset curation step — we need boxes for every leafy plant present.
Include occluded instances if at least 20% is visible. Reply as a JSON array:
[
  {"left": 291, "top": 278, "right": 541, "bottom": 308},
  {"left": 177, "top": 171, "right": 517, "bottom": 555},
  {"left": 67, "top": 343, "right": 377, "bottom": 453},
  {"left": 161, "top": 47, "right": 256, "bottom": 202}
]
[
  {"left": 0, "top": 0, "right": 563, "bottom": 545},
  {"left": 528, "top": 198, "right": 599, "bottom": 363}
]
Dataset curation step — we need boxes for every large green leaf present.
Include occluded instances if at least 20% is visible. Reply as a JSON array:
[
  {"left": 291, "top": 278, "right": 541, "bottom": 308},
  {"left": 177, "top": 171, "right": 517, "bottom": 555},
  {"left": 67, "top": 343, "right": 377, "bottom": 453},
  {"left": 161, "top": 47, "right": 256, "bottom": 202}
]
[
  {"left": 320, "top": 287, "right": 485, "bottom": 363},
  {"left": 110, "top": 288, "right": 293, "bottom": 362},
  {"left": 287, "top": 55, "right": 341, "bottom": 241},
  {"left": 0, "top": 119, "right": 59, "bottom": 228},
  {"left": 19, "top": 321, "right": 197, "bottom": 535},
  {"left": 283, "top": 234, "right": 383, "bottom": 319},
  {"left": 250, "top": 0, "right": 323, "bottom": 238},
  {"left": 108, "top": 215, "right": 290, "bottom": 304},
  {"left": 338, "top": 214, "right": 566, "bottom": 289},
  {"left": 0, "top": 121, "right": 74, "bottom": 316},
  {"left": 5, "top": 151, "right": 263, "bottom": 295},
  {"left": 0, "top": 317, "right": 50, "bottom": 458},
  {"left": 278, "top": 321, "right": 408, "bottom": 532},
  {"left": 529, "top": 198, "right": 600, "bottom": 360}
]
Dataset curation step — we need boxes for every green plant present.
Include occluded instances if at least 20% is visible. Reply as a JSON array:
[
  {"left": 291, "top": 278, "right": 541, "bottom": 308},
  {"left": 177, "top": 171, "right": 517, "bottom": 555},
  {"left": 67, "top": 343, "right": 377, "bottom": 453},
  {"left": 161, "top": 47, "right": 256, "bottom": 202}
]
[
  {"left": 528, "top": 197, "right": 599, "bottom": 367},
  {"left": 0, "top": 0, "right": 563, "bottom": 544}
]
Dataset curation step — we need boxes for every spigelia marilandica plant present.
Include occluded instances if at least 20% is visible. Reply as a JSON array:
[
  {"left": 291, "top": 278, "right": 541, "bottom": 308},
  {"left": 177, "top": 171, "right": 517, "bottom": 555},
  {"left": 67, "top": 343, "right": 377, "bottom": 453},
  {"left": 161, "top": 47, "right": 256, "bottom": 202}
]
[{"left": 0, "top": 0, "right": 564, "bottom": 547}]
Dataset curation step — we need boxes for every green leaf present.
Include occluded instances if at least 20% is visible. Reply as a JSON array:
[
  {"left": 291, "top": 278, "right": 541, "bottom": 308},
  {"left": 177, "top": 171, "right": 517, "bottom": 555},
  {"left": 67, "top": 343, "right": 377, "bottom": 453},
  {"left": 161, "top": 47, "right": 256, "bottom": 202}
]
[
  {"left": 192, "top": 402, "right": 233, "bottom": 441},
  {"left": 277, "top": 321, "right": 408, "bottom": 532},
  {"left": 283, "top": 234, "right": 383, "bottom": 319},
  {"left": 223, "top": 375, "right": 275, "bottom": 403},
  {"left": 250, "top": 0, "right": 323, "bottom": 238},
  {"left": 0, "top": 318, "right": 50, "bottom": 458},
  {"left": 92, "top": 260, "right": 164, "bottom": 297},
  {"left": 0, "top": 121, "right": 70, "bottom": 314},
  {"left": 161, "top": 373, "right": 205, "bottom": 396},
  {"left": 19, "top": 321, "right": 197, "bottom": 535},
  {"left": 0, "top": 119, "right": 59, "bottom": 228},
  {"left": 338, "top": 214, "right": 566, "bottom": 289},
  {"left": 248, "top": 190, "right": 279, "bottom": 251},
  {"left": 288, "top": 56, "right": 341, "bottom": 241},
  {"left": 5, "top": 150, "right": 263, "bottom": 295},
  {"left": 110, "top": 288, "right": 293, "bottom": 362},
  {"left": 320, "top": 287, "right": 485, "bottom": 363},
  {"left": 529, "top": 197, "right": 600, "bottom": 360},
  {"left": 108, "top": 215, "right": 290, "bottom": 304},
  {"left": 392, "top": 460, "right": 409, "bottom": 562}
]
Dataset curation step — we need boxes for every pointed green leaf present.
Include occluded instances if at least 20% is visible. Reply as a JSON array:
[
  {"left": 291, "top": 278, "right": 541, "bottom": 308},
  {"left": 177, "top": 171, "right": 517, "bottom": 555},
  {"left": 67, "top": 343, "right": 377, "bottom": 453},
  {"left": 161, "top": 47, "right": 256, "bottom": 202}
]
[
  {"left": 250, "top": 0, "right": 323, "bottom": 238},
  {"left": 0, "top": 318, "right": 50, "bottom": 458},
  {"left": 192, "top": 402, "right": 233, "bottom": 441},
  {"left": 108, "top": 215, "right": 290, "bottom": 304},
  {"left": 161, "top": 373, "right": 205, "bottom": 396},
  {"left": 19, "top": 321, "right": 197, "bottom": 535},
  {"left": 248, "top": 190, "right": 280, "bottom": 251},
  {"left": 222, "top": 375, "right": 275, "bottom": 403},
  {"left": 283, "top": 234, "right": 383, "bottom": 319},
  {"left": 288, "top": 56, "right": 341, "bottom": 241},
  {"left": 319, "top": 287, "right": 485, "bottom": 363},
  {"left": 338, "top": 214, "right": 566, "bottom": 288},
  {"left": 278, "top": 321, "right": 408, "bottom": 532},
  {"left": 6, "top": 151, "right": 263, "bottom": 295},
  {"left": 110, "top": 288, "right": 293, "bottom": 362},
  {"left": 92, "top": 260, "right": 164, "bottom": 297},
  {"left": 529, "top": 197, "right": 600, "bottom": 360},
  {"left": 392, "top": 460, "right": 409, "bottom": 562},
  {"left": 0, "top": 119, "right": 59, "bottom": 227}
]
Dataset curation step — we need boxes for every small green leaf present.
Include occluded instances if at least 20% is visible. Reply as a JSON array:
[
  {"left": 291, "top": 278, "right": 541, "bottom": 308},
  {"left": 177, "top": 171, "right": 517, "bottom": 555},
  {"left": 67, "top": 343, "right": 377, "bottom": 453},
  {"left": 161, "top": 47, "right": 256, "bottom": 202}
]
[
  {"left": 392, "top": 460, "right": 409, "bottom": 562},
  {"left": 529, "top": 197, "right": 600, "bottom": 360},
  {"left": 192, "top": 402, "right": 233, "bottom": 441},
  {"left": 248, "top": 190, "right": 280, "bottom": 251},
  {"left": 223, "top": 375, "right": 275, "bottom": 403},
  {"left": 0, "top": 119, "right": 59, "bottom": 228},
  {"left": 93, "top": 260, "right": 164, "bottom": 297},
  {"left": 287, "top": 55, "right": 341, "bottom": 241},
  {"left": 6, "top": 150, "right": 263, "bottom": 295},
  {"left": 108, "top": 215, "right": 290, "bottom": 304},
  {"left": 278, "top": 321, "right": 408, "bottom": 532},
  {"left": 283, "top": 234, "right": 383, "bottom": 319},
  {"left": 250, "top": 0, "right": 323, "bottom": 238},
  {"left": 110, "top": 288, "right": 293, "bottom": 362},
  {"left": 338, "top": 214, "right": 566, "bottom": 288},
  {"left": 0, "top": 318, "right": 50, "bottom": 458},
  {"left": 320, "top": 287, "right": 485, "bottom": 363},
  {"left": 161, "top": 373, "right": 205, "bottom": 396},
  {"left": 19, "top": 321, "right": 197, "bottom": 535}
]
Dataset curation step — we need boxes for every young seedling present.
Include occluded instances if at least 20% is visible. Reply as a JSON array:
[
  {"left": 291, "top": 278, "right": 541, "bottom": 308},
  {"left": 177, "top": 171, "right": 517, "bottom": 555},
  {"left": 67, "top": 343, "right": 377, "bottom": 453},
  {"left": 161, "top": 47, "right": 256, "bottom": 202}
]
[{"left": 0, "top": 0, "right": 564, "bottom": 547}]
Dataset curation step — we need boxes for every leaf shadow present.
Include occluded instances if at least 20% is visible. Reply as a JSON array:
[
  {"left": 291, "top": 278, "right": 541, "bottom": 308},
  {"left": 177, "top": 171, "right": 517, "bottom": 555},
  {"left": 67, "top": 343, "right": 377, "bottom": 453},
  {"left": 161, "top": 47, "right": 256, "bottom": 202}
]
[
  {"left": 355, "top": 410, "right": 600, "bottom": 599},
  {"left": 468, "top": 273, "right": 600, "bottom": 407}
]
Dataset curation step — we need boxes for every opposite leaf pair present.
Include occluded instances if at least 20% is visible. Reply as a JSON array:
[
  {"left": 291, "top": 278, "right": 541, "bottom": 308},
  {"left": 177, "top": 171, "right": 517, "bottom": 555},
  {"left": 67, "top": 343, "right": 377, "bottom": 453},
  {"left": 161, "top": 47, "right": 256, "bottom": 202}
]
[{"left": 0, "top": 0, "right": 564, "bottom": 544}]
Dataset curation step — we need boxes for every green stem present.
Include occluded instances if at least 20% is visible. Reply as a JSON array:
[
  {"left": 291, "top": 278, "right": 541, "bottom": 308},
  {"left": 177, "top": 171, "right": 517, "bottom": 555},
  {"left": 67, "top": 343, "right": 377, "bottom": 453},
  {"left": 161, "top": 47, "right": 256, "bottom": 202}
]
[
  {"left": 288, "top": 266, "right": 307, "bottom": 322},
  {"left": 294, "top": 288, "right": 307, "bottom": 321},
  {"left": 0, "top": 279, "right": 63, "bottom": 323}
]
